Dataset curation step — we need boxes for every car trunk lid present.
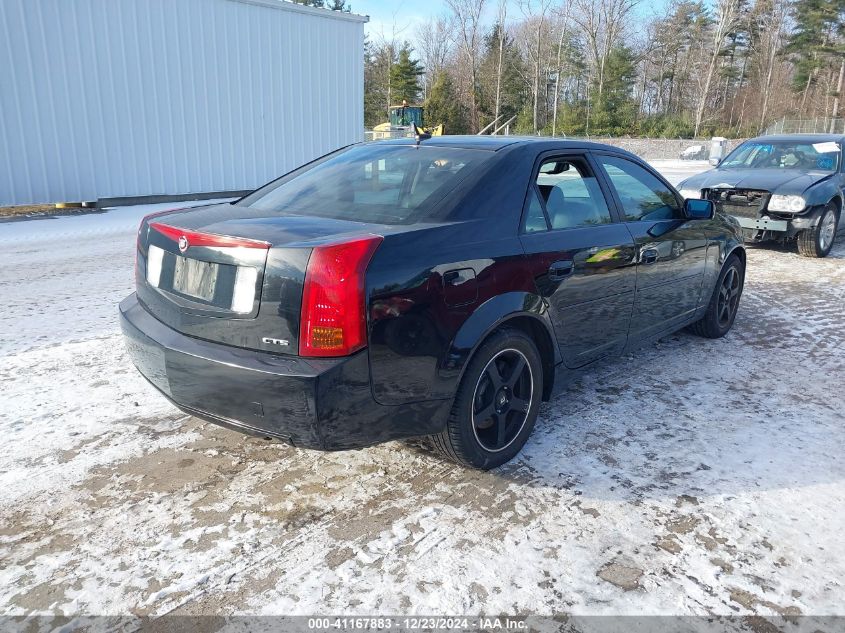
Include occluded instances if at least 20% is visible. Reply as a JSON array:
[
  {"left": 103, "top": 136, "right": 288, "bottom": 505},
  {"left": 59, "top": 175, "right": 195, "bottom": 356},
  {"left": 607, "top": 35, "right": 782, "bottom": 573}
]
[{"left": 135, "top": 202, "right": 389, "bottom": 355}]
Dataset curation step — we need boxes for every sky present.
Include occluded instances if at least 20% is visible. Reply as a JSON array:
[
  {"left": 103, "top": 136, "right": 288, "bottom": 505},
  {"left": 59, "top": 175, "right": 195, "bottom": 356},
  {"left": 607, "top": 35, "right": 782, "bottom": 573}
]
[
  {"left": 354, "top": 0, "right": 449, "bottom": 44},
  {"left": 354, "top": 0, "right": 672, "bottom": 49}
]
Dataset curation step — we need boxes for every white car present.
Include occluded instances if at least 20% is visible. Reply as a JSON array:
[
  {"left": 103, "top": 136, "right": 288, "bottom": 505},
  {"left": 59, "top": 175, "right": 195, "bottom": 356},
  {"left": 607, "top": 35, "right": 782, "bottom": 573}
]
[{"left": 680, "top": 144, "right": 708, "bottom": 160}]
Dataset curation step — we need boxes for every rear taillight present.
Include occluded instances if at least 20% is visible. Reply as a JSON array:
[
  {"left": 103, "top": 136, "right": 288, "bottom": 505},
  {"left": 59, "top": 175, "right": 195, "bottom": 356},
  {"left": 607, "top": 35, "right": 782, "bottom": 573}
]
[{"left": 299, "top": 235, "right": 383, "bottom": 357}]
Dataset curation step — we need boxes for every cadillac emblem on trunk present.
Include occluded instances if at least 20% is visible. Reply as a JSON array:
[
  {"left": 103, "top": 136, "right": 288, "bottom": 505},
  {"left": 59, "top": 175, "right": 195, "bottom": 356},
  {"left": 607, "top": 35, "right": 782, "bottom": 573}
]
[{"left": 178, "top": 235, "right": 189, "bottom": 253}]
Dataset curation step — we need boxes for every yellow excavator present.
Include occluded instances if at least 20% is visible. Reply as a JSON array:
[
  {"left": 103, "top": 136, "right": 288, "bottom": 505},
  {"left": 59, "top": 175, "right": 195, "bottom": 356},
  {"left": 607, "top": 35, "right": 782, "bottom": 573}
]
[{"left": 372, "top": 100, "right": 443, "bottom": 139}]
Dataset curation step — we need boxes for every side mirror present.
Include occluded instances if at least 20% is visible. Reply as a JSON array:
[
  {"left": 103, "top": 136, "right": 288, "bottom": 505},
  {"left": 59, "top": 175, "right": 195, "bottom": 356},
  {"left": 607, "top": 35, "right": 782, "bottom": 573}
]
[
  {"left": 685, "top": 198, "right": 714, "bottom": 220},
  {"left": 709, "top": 157, "right": 721, "bottom": 166}
]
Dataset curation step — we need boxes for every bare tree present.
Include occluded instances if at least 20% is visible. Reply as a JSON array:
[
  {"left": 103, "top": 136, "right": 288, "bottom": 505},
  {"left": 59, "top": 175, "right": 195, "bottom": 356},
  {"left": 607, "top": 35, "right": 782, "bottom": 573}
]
[
  {"left": 369, "top": 14, "right": 413, "bottom": 113},
  {"left": 551, "top": 4, "right": 573, "bottom": 136},
  {"left": 517, "top": 0, "right": 553, "bottom": 133},
  {"left": 445, "top": 0, "right": 489, "bottom": 131},
  {"left": 693, "top": 0, "right": 742, "bottom": 136},
  {"left": 415, "top": 15, "right": 455, "bottom": 99},
  {"left": 493, "top": 0, "right": 508, "bottom": 124},
  {"left": 749, "top": 0, "right": 789, "bottom": 133},
  {"left": 571, "top": 0, "right": 638, "bottom": 97}
]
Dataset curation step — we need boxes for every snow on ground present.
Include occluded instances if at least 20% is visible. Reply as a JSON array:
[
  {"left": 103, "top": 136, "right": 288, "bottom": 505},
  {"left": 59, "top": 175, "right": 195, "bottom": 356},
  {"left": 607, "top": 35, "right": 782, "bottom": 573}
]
[{"left": 1, "top": 163, "right": 844, "bottom": 622}]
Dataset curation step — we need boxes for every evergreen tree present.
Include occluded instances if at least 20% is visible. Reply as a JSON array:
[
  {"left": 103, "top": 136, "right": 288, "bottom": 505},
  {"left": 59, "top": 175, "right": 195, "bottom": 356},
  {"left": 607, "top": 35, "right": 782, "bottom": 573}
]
[
  {"left": 389, "top": 45, "right": 425, "bottom": 104},
  {"left": 787, "top": 0, "right": 845, "bottom": 95},
  {"left": 425, "top": 73, "right": 470, "bottom": 134},
  {"left": 589, "top": 46, "right": 639, "bottom": 135}
]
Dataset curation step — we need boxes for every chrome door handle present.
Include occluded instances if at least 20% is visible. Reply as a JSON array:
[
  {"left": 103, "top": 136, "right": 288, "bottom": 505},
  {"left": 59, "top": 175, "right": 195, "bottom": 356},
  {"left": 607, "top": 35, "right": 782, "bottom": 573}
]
[
  {"left": 548, "top": 260, "right": 574, "bottom": 281},
  {"left": 641, "top": 248, "right": 660, "bottom": 264}
]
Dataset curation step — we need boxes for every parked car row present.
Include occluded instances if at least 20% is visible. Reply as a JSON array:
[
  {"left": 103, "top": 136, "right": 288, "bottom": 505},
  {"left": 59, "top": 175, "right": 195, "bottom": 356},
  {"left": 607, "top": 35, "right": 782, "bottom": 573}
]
[{"left": 120, "top": 134, "right": 839, "bottom": 469}]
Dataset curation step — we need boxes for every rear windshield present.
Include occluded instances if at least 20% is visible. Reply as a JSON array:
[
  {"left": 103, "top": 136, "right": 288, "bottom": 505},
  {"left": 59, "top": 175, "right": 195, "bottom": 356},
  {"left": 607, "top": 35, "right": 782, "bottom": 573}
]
[{"left": 238, "top": 144, "right": 491, "bottom": 224}]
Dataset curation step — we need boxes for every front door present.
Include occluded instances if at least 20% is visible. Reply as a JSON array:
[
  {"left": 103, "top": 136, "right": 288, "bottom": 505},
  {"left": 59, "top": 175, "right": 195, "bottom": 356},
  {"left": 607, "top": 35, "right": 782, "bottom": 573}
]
[
  {"left": 519, "top": 154, "right": 638, "bottom": 368},
  {"left": 593, "top": 153, "right": 708, "bottom": 342}
]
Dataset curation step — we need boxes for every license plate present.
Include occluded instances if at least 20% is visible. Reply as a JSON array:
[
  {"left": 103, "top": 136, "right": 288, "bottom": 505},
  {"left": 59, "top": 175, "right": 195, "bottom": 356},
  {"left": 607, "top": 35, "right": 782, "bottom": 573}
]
[
  {"left": 173, "top": 256, "right": 218, "bottom": 301},
  {"left": 734, "top": 216, "right": 788, "bottom": 232}
]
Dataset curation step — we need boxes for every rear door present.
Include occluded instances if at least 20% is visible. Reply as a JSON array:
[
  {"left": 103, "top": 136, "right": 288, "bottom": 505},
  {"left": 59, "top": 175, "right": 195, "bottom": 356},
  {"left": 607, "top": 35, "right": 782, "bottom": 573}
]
[
  {"left": 592, "top": 153, "right": 708, "bottom": 342},
  {"left": 519, "top": 153, "right": 638, "bottom": 368}
]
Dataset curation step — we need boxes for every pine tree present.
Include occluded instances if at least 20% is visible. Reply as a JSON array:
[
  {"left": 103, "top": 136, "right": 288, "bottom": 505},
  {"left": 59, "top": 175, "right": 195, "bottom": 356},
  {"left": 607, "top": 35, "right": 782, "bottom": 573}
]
[
  {"left": 389, "top": 45, "right": 425, "bottom": 104},
  {"left": 589, "top": 46, "right": 639, "bottom": 135},
  {"left": 787, "top": 0, "right": 845, "bottom": 98},
  {"left": 425, "top": 73, "right": 470, "bottom": 134}
]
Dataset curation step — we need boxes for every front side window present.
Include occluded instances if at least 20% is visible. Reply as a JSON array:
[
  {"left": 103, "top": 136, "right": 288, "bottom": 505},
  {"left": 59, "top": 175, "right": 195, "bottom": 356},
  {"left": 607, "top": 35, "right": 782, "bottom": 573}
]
[
  {"left": 597, "top": 156, "right": 682, "bottom": 222},
  {"left": 239, "top": 145, "right": 491, "bottom": 225},
  {"left": 527, "top": 157, "right": 613, "bottom": 231}
]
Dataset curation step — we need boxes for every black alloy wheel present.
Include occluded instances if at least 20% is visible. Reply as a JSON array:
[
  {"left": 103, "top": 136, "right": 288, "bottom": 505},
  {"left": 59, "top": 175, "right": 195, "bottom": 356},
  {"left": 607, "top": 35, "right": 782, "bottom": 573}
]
[
  {"left": 688, "top": 253, "right": 745, "bottom": 339},
  {"left": 471, "top": 348, "right": 534, "bottom": 453},
  {"left": 716, "top": 265, "right": 741, "bottom": 329},
  {"left": 429, "top": 327, "right": 544, "bottom": 469}
]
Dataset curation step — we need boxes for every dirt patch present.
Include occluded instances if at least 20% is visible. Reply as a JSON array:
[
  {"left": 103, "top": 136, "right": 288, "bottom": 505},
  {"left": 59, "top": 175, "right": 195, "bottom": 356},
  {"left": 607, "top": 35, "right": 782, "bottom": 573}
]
[
  {"left": 666, "top": 515, "right": 700, "bottom": 535},
  {"left": 656, "top": 536, "right": 683, "bottom": 554},
  {"left": 0, "top": 204, "right": 104, "bottom": 221},
  {"left": 729, "top": 587, "right": 802, "bottom": 619},
  {"left": 597, "top": 562, "right": 643, "bottom": 591},
  {"left": 710, "top": 557, "right": 735, "bottom": 574}
]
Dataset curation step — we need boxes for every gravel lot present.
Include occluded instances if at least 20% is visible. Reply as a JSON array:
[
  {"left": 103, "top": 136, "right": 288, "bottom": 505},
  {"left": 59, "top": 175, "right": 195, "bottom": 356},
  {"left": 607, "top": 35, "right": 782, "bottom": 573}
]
[{"left": 1, "top": 161, "right": 843, "bottom": 624}]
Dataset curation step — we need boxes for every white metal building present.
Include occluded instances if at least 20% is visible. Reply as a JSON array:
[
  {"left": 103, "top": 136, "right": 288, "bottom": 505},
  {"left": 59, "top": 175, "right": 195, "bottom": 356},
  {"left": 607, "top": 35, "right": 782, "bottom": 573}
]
[{"left": 0, "top": 0, "right": 367, "bottom": 206}]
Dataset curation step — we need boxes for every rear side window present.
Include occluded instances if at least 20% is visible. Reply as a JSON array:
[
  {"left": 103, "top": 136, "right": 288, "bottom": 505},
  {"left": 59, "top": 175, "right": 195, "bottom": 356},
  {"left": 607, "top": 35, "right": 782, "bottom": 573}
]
[
  {"left": 525, "top": 156, "right": 612, "bottom": 231},
  {"left": 597, "top": 155, "right": 682, "bottom": 221},
  {"left": 522, "top": 189, "right": 548, "bottom": 233},
  {"left": 239, "top": 145, "right": 491, "bottom": 224}
]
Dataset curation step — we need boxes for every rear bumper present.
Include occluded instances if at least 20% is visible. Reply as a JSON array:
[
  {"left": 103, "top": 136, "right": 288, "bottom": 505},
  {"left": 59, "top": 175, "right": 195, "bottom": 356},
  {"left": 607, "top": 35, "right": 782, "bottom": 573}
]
[{"left": 119, "top": 293, "right": 450, "bottom": 450}]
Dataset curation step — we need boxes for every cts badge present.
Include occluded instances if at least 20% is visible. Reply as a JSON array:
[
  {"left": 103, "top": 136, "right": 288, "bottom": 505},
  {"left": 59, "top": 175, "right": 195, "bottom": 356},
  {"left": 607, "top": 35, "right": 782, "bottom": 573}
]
[
  {"left": 262, "top": 337, "right": 289, "bottom": 347},
  {"left": 178, "top": 235, "right": 189, "bottom": 252}
]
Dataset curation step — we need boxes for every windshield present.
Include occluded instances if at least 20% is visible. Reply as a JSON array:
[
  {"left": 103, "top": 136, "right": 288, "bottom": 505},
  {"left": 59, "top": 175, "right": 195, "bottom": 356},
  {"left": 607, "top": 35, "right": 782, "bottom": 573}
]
[
  {"left": 389, "top": 107, "right": 423, "bottom": 127},
  {"left": 239, "top": 144, "right": 491, "bottom": 224},
  {"left": 721, "top": 141, "right": 840, "bottom": 172}
]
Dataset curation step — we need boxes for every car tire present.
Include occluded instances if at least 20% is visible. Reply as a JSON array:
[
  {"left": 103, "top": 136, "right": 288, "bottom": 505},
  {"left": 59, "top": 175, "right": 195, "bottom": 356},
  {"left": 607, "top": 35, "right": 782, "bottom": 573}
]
[
  {"left": 798, "top": 203, "right": 838, "bottom": 258},
  {"left": 430, "top": 327, "right": 543, "bottom": 470},
  {"left": 688, "top": 253, "right": 745, "bottom": 339}
]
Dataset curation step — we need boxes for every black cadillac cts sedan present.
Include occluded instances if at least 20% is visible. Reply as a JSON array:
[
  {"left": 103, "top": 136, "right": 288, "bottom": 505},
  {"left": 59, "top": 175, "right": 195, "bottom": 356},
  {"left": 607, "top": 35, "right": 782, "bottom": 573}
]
[{"left": 120, "top": 137, "right": 746, "bottom": 469}]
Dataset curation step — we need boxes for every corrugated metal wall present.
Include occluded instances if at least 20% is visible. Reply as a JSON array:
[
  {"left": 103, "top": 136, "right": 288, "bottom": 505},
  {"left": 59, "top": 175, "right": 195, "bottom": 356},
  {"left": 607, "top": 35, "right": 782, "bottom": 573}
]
[{"left": 0, "top": 0, "right": 366, "bottom": 206}]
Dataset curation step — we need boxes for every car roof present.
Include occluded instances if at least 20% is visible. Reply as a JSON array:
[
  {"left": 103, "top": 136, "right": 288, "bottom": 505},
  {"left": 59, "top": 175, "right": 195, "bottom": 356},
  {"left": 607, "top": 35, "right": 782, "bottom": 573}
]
[
  {"left": 749, "top": 133, "right": 845, "bottom": 144},
  {"left": 375, "top": 135, "right": 520, "bottom": 150},
  {"left": 373, "top": 135, "right": 643, "bottom": 159}
]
